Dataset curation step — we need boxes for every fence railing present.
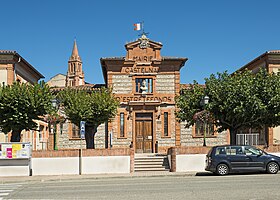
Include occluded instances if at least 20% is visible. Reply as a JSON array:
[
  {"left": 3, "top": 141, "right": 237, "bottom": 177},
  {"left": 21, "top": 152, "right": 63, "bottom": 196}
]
[{"left": 236, "top": 134, "right": 259, "bottom": 146}]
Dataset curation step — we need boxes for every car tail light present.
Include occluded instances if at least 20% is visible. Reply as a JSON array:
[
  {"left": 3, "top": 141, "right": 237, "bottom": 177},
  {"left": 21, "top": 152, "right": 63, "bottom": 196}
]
[{"left": 206, "top": 157, "right": 212, "bottom": 164}]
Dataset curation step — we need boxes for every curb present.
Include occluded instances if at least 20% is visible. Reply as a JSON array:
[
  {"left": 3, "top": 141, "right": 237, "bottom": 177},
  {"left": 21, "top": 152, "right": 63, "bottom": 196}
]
[{"left": 0, "top": 172, "right": 199, "bottom": 184}]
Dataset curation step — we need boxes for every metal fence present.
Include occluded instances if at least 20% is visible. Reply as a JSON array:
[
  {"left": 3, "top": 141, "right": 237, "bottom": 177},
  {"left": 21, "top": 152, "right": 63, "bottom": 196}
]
[{"left": 236, "top": 134, "right": 259, "bottom": 146}]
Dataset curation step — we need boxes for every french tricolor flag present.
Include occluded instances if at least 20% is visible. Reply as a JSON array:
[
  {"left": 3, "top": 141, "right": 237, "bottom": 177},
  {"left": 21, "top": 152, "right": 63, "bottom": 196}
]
[{"left": 134, "top": 23, "right": 141, "bottom": 31}]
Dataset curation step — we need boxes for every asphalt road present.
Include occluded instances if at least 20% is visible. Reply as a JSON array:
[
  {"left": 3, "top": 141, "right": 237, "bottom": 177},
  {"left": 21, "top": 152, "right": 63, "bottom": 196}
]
[{"left": 3, "top": 173, "right": 280, "bottom": 200}]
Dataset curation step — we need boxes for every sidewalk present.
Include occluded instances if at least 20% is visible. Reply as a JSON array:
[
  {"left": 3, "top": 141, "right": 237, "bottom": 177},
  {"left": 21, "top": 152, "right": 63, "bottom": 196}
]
[{"left": 0, "top": 171, "right": 200, "bottom": 184}]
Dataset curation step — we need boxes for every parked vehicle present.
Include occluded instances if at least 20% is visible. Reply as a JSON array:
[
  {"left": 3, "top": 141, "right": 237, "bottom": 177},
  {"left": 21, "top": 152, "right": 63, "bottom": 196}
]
[{"left": 205, "top": 145, "right": 280, "bottom": 175}]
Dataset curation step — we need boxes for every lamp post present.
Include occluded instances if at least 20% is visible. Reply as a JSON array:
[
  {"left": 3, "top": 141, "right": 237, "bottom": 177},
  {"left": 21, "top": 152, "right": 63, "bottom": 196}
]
[
  {"left": 200, "top": 95, "right": 209, "bottom": 147},
  {"left": 51, "top": 98, "right": 59, "bottom": 150}
]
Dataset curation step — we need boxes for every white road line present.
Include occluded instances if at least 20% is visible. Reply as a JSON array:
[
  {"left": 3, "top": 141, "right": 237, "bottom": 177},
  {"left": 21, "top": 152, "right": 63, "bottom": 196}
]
[
  {"left": 0, "top": 184, "right": 21, "bottom": 199},
  {"left": 0, "top": 190, "right": 13, "bottom": 192}
]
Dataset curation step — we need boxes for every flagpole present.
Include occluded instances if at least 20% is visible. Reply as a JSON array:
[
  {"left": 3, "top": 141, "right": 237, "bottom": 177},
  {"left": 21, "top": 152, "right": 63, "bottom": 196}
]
[{"left": 141, "top": 21, "right": 144, "bottom": 35}]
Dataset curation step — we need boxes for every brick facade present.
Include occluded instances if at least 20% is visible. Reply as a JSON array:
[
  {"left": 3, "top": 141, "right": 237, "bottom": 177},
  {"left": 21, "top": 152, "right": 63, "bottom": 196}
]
[
  {"left": 46, "top": 38, "right": 280, "bottom": 152},
  {"left": 51, "top": 35, "right": 231, "bottom": 152}
]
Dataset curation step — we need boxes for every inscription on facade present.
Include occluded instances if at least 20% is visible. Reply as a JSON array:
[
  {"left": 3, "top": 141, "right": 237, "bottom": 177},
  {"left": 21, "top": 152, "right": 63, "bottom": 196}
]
[
  {"left": 116, "top": 96, "right": 172, "bottom": 102},
  {"left": 133, "top": 56, "right": 153, "bottom": 62},
  {"left": 122, "top": 67, "right": 159, "bottom": 74}
]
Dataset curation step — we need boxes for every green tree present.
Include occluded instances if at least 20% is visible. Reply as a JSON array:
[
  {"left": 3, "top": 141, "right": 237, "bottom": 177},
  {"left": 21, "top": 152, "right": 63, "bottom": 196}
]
[
  {"left": 176, "top": 69, "right": 280, "bottom": 145},
  {"left": 175, "top": 81, "right": 205, "bottom": 128},
  {"left": 58, "top": 87, "right": 119, "bottom": 149},
  {"left": 0, "top": 81, "right": 54, "bottom": 142}
]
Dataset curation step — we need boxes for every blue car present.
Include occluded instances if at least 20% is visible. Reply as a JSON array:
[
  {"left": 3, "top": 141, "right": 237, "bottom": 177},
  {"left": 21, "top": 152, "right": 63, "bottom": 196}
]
[{"left": 205, "top": 145, "right": 280, "bottom": 175}]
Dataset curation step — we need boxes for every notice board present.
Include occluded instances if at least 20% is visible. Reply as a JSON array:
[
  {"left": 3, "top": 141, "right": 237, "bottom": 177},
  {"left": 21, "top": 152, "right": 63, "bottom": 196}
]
[{"left": 0, "top": 142, "right": 31, "bottom": 159}]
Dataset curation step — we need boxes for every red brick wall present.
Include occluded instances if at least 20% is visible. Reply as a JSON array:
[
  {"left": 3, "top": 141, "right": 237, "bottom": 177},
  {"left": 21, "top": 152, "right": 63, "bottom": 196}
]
[{"left": 32, "top": 148, "right": 132, "bottom": 158}]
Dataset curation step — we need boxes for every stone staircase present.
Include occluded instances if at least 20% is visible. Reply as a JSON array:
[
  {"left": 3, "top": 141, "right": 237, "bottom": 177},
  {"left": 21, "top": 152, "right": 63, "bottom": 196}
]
[{"left": 134, "top": 154, "right": 170, "bottom": 172}]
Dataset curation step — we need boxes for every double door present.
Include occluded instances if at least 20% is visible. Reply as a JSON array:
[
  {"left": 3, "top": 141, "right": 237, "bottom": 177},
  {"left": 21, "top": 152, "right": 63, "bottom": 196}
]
[{"left": 135, "top": 113, "right": 153, "bottom": 153}]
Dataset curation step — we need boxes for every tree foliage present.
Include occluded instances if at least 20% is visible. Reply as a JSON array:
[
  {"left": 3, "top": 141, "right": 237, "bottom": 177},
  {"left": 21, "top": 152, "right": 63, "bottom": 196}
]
[
  {"left": 176, "top": 69, "right": 280, "bottom": 144},
  {"left": 58, "top": 87, "right": 119, "bottom": 149},
  {"left": 0, "top": 81, "right": 54, "bottom": 142},
  {"left": 175, "top": 81, "right": 204, "bottom": 127}
]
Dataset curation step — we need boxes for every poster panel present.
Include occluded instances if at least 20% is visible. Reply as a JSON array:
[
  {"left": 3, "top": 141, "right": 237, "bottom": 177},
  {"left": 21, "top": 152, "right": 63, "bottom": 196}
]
[{"left": 0, "top": 143, "right": 31, "bottom": 159}]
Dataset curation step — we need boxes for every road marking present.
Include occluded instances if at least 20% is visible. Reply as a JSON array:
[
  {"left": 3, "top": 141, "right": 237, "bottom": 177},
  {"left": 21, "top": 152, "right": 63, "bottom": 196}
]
[
  {"left": 0, "top": 190, "right": 12, "bottom": 192},
  {"left": 0, "top": 183, "right": 22, "bottom": 198}
]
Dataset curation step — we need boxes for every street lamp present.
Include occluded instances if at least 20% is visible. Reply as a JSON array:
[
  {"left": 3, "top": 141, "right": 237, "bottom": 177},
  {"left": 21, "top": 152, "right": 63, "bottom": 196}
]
[
  {"left": 200, "top": 95, "right": 209, "bottom": 146},
  {"left": 51, "top": 98, "right": 59, "bottom": 150}
]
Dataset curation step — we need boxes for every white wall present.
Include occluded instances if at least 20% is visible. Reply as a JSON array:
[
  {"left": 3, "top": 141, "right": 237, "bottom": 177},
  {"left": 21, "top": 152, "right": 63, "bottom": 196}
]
[
  {"left": 175, "top": 153, "right": 280, "bottom": 172},
  {"left": 0, "top": 68, "right": 7, "bottom": 85},
  {"left": 82, "top": 156, "right": 130, "bottom": 174},
  {"left": 32, "top": 157, "right": 79, "bottom": 176},
  {"left": 0, "top": 156, "right": 131, "bottom": 176},
  {"left": 0, "top": 166, "right": 29, "bottom": 177},
  {"left": 273, "top": 126, "right": 280, "bottom": 144},
  {"left": 0, "top": 159, "right": 30, "bottom": 177},
  {"left": 176, "top": 154, "right": 207, "bottom": 172}
]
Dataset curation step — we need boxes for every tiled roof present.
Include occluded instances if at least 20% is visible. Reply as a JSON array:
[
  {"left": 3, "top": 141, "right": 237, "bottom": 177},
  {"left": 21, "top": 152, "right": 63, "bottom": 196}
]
[
  {"left": 100, "top": 57, "right": 125, "bottom": 60},
  {"left": 180, "top": 84, "right": 205, "bottom": 89},
  {"left": 237, "top": 50, "right": 280, "bottom": 72},
  {"left": 0, "top": 50, "right": 44, "bottom": 79},
  {"left": 50, "top": 83, "right": 105, "bottom": 92},
  {"left": 0, "top": 50, "right": 17, "bottom": 54},
  {"left": 267, "top": 50, "right": 280, "bottom": 54}
]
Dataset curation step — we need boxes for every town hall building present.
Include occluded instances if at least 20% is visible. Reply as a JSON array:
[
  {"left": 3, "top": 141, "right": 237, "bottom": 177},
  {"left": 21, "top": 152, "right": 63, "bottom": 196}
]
[
  {"left": 48, "top": 35, "right": 228, "bottom": 153},
  {"left": 2, "top": 34, "right": 280, "bottom": 152}
]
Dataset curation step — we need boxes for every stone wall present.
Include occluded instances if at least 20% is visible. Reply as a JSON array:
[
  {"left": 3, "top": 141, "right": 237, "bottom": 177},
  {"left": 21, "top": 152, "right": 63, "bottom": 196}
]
[
  {"left": 180, "top": 121, "right": 228, "bottom": 146},
  {"left": 156, "top": 74, "right": 175, "bottom": 94},
  {"left": 156, "top": 105, "right": 176, "bottom": 148},
  {"left": 57, "top": 121, "right": 106, "bottom": 149},
  {"left": 110, "top": 110, "right": 132, "bottom": 148},
  {"left": 112, "top": 75, "right": 132, "bottom": 94}
]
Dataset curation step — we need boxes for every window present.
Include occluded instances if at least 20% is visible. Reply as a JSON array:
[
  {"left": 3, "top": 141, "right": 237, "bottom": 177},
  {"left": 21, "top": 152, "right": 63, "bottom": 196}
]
[
  {"left": 72, "top": 123, "right": 80, "bottom": 138},
  {"left": 244, "top": 146, "right": 263, "bottom": 156},
  {"left": 135, "top": 78, "right": 153, "bottom": 93},
  {"left": 225, "top": 146, "right": 243, "bottom": 155},
  {"left": 194, "top": 121, "right": 214, "bottom": 137},
  {"left": 215, "top": 147, "right": 226, "bottom": 155},
  {"left": 39, "top": 125, "right": 44, "bottom": 142},
  {"left": 164, "top": 112, "right": 168, "bottom": 136},
  {"left": 120, "top": 112, "right": 125, "bottom": 137}
]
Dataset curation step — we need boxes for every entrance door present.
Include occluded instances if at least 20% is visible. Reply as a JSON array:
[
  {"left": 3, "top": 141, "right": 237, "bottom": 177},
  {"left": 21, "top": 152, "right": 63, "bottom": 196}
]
[{"left": 135, "top": 113, "right": 153, "bottom": 153}]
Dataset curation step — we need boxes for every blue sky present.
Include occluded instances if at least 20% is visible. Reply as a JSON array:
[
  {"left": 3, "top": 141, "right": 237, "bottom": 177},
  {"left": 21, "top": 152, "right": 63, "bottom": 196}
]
[{"left": 1, "top": 0, "right": 280, "bottom": 84}]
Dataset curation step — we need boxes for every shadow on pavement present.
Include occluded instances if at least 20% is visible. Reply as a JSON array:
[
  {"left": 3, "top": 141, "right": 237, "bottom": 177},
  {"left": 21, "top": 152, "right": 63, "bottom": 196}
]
[
  {"left": 195, "top": 171, "right": 271, "bottom": 176},
  {"left": 195, "top": 172, "right": 215, "bottom": 176}
]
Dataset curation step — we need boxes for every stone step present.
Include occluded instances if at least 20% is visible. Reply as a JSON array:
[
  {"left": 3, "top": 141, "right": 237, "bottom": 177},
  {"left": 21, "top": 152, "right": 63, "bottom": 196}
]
[
  {"left": 135, "top": 161, "right": 164, "bottom": 165},
  {"left": 134, "top": 167, "right": 170, "bottom": 172},
  {"left": 135, "top": 165, "right": 169, "bottom": 169},
  {"left": 135, "top": 153, "right": 167, "bottom": 158},
  {"left": 134, "top": 158, "right": 165, "bottom": 162},
  {"left": 134, "top": 154, "right": 170, "bottom": 172},
  {"left": 135, "top": 162, "right": 167, "bottom": 166}
]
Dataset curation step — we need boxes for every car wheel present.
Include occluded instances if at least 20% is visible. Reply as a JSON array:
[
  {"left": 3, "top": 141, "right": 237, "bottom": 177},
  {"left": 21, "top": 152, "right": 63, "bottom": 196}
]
[
  {"left": 216, "top": 163, "right": 229, "bottom": 176},
  {"left": 267, "top": 162, "right": 279, "bottom": 174}
]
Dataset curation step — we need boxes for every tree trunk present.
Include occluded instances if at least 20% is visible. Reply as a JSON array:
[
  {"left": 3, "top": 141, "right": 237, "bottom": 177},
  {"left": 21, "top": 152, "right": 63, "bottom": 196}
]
[
  {"left": 85, "top": 126, "right": 97, "bottom": 149},
  {"left": 229, "top": 128, "right": 237, "bottom": 145},
  {"left": 10, "top": 129, "right": 22, "bottom": 142}
]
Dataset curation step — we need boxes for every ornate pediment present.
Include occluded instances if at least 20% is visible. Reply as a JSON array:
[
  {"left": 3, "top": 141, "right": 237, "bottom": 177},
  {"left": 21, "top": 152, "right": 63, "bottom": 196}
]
[{"left": 125, "top": 34, "right": 162, "bottom": 65}]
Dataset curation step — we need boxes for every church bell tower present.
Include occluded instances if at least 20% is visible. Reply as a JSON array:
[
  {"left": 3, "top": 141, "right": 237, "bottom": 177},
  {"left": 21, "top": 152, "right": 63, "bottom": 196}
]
[{"left": 66, "top": 40, "right": 85, "bottom": 87}]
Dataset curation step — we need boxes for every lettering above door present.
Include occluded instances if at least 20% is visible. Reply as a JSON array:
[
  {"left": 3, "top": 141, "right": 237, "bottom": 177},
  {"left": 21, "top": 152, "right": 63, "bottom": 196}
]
[{"left": 122, "top": 66, "right": 159, "bottom": 74}]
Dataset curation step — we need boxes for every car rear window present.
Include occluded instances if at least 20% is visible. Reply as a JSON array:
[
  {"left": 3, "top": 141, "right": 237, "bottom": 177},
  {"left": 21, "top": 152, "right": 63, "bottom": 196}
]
[{"left": 207, "top": 148, "right": 214, "bottom": 156}]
